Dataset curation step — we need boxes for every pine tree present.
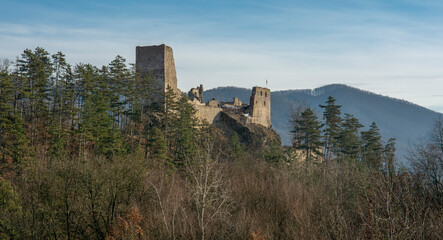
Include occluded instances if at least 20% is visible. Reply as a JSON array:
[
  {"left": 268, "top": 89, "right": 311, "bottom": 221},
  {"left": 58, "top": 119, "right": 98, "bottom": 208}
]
[
  {"left": 229, "top": 132, "right": 244, "bottom": 161},
  {"left": 75, "top": 64, "right": 99, "bottom": 157},
  {"left": 292, "top": 108, "right": 323, "bottom": 162},
  {"left": 75, "top": 64, "right": 124, "bottom": 158},
  {"left": 48, "top": 52, "right": 71, "bottom": 158},
  {"left": 147, "top": 127, "right": 170, "bottom": 167},
  {"left": 123, "top": 64, "right": 157, "bottom": 151},
  {"left": 173, "top": 93, "right": 198, "bottom": 167},
  {"left": 0, "top": 71, "right": 15, "bottom": 161},
  {"left": 319, "top": 96, "right": 342, "bottom": 162},
  {"left": 336, "top": 113, "right": 363, "bottom": 161},
  {"left": 361, "top": 122, "right": 383, "bottom": 169},
  {"left": 0, "top": 71, "right": 29, "bottom": 163},
  {"left": 383, "top": 138, "right": 396, "bottom": 175},
  {"left": 161, "top": 86, "right": 179, "bottom": 148},
  {"left": 60, "top": 65, "right": 77, "bottom": 155},
  {"left": 0, "top": 177, "right": 22, "bottom": 239},
  {"left": 16, "top": 48, "right": 53, "bottom": 147},
  {"left": 264, "top": 141, "right": 284, "bottom": 164},
  {"left": 108, "top": 55, "right": 130, "bottom": 130},
  {"left": 85, "top": 74, "right": 124, "bottom": 157}
]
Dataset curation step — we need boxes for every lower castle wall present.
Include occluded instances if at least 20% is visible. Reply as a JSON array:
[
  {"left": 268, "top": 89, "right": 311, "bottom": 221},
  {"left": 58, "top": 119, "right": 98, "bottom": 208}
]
[{"left": 194, "top": 104, "right": 223, "bottom": 124}]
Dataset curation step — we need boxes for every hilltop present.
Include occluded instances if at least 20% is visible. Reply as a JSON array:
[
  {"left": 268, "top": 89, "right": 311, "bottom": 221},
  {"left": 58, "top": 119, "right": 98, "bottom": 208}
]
[{"left": 204, "top": 84, "right": 440, "bottom": 160}]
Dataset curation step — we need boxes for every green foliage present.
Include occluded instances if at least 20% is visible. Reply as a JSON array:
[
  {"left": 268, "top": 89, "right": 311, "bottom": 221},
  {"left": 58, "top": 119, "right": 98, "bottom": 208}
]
[
  {"left": 229, "top": 132, "right": 244, "bottom": 161},
  {"left": 336, "top": 113, "right": 364, "bottom": 161},
  {"left": 16, "top": 48, "right": 53, "bottom": 148},
  {"left": 292, "top": 107, "right": 323, "bottom": 162},
  {"left": 48, "top": 52, "right": 72, "bottom": 158},
  {"left": 382, "top": 137, "right": 396, "bottom": 174},
  {"left": 108, "top": 55, "right": 131, "bottom": 129},
  {"left": 2, "top": 52, "right": 443, "bottom": 240},
  {"left": 147, "top": 127, "right": 170, "bottom": 166},
  {"left": 319, "top": 96, "right": 342, "bottom": 161},
  {"left": 160, "top": 86, "right": 179, "bottom": 147},
  {"left": 0, "top": 177, "right": 22, "bottom": 239},
  {"left": 14, "top": 156, "right": 146, "bottom": 239},
  {"left": 264, "top": 141, "right": 284, "bottom": 164},
  {"left": 0, "top": 71, "right": 29, "bottom": 163},
  {"left": 16, "top": 48, "right": 53, "bottom": 118},
  {"left": 172, "top": 93, "right": 198, "bottom": 167},
  {"left": 82, "top": 87, "right": 125, "bottom": 157},
  {"left": 361, "top": 122, "right": 383, "bottom": 169},
  {"left": 7, "top": 48, "right": 441, "bottom": 239}
]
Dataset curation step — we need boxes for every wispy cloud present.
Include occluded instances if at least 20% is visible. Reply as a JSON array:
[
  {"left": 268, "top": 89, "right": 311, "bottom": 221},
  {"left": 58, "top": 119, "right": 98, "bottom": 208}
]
[{"left": 0, "top": 0, "right": 442, "bottom": 111}]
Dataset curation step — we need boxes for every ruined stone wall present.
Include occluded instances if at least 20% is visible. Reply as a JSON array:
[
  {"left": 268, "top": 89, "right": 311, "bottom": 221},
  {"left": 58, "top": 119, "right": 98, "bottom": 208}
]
[
  {"left": 194, "top": 104, "right": 223, "bottom": 124},
  {"left": 135, "top": 44, "right": 178, "bottom": 103},
  {"left": 135, "top": 45, "right": 272, "bottom": 130},
  {"left": 188, "top": 84, "right": 204, "bottom": 103},
  {"left": 248, "top": 87, "right": 271, "bottom": 128}
]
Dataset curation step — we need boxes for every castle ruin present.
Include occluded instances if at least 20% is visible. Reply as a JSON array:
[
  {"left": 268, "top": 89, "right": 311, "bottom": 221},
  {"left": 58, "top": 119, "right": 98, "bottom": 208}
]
[
  {"left": 136, "top": 45, "right": 178, "bottom": 103},
  {"left": 136, "top": 44, "right": 272, "bottom": 129}
]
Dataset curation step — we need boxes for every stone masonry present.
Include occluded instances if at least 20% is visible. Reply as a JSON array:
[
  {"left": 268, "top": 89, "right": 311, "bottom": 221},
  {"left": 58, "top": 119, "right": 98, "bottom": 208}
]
[
  {"left": 247, "top": 87, "right": 271, "bottom": 127},
  {"left": 135, "top": 44, "right": 272, "bottom": 129},
  {"left": 136, "top": 44, "right": 178, "bottom": 104}
]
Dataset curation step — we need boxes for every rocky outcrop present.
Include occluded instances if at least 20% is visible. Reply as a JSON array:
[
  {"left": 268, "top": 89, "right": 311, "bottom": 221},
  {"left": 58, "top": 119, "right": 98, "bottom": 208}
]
[{"left": 214, "top": 111, "right": 281, "bottom": 149}]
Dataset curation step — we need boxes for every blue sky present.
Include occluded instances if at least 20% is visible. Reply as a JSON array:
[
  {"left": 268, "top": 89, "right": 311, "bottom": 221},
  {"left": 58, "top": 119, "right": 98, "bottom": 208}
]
[{"left": 1, "top": 0, "right": 443, "bottom": 112}]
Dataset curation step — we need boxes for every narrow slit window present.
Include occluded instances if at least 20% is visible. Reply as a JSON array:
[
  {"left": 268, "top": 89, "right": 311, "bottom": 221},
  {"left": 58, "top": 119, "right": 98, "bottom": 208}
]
[{"left": 264, "top": 101, "right": 266, "bottom": 106}]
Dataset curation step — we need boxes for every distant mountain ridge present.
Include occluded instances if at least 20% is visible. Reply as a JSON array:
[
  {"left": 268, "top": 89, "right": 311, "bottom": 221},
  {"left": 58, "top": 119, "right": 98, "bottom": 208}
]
[{"left": 204, "top": 84, "right": 440, "bottom": 161}]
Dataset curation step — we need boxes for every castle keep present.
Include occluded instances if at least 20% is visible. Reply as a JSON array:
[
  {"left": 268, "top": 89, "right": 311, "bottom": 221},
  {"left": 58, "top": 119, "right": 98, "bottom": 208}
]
[
  {"left": 136, "top": 45, "right": 178, "bottom": 103},
  {"left": 136, "top": 44, "right": 272, "bottom": 129}
]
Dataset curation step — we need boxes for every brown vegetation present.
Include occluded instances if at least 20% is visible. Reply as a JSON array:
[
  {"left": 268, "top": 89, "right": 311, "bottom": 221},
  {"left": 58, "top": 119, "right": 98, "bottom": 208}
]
[{"left": 1, "top": 145, "right": 442, "bottom": 239}]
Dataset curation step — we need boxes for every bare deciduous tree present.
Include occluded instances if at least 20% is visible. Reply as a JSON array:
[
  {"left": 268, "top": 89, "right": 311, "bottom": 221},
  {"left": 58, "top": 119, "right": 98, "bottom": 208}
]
[
  {"left": 0, "top": 58, "right": 13, "bottom": 72},
  {"left": 409, "top": 117, "right": 443, "bottom": 204},
  {"left": 185, "top": 132, "right": 230, "bottom": 240}
]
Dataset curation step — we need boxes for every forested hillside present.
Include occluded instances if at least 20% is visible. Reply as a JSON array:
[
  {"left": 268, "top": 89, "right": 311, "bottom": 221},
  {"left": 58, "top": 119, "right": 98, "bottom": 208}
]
[
  {"left": 205, "top": 85, "right": 440, "bottom": 160},
  {"left": 0, "top": 48, "right": 442, "bottom": 239}
]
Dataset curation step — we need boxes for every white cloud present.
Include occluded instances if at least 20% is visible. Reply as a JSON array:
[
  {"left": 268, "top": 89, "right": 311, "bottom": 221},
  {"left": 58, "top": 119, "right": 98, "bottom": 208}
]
[{"left": 1, "top": 2, "right": 442, "bottom": 112}]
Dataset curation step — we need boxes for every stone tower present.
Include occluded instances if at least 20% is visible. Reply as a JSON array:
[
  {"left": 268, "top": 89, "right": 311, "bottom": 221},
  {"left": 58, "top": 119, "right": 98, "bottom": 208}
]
[
  {"left": 136, "top": 44, "right": 178, "bottom": 104},
  {"left": 249, "top": 87, "right": 271, "bottom": 128}
]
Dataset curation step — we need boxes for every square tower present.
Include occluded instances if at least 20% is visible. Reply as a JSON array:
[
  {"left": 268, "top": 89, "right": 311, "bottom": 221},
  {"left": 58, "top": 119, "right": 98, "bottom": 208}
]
[
  {"left": 136, "top": 44, "right": 178, "bottom": 104},
  {"left": 249, "top": 87, "right": 271, "bottom": 128}
]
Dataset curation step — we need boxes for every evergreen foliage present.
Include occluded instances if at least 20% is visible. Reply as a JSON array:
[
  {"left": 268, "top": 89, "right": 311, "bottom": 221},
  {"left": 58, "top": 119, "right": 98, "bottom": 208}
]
[
  {"left": 319, "top": 96, "right": 342, "bottom": 162},
  {"left": 229, "top": 132, "right": 244, "bottom": 161},
  {"left": 336, "top": 113, "right": 363, "bottom": 161},
  {"left": 361, "top": 122, "right": 384, "bottom": 169},
  {"left": 0, "top": 71, "right": 29, "bottom": 163},
  {"left": 264, "top": 141, "right": 284, "bottom": 164},
  {"left": 172, "top": 93, "right": 198, "bottom": 167},
  {"left": 147, "top": 127, "right": 169, "bottom": 165},
  {"left": 292, "top": 107, "right": 323, "bottom": 162},
  {"left": 1, "top": 48, "right": 442, "bottom": 240}
]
